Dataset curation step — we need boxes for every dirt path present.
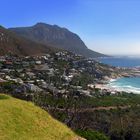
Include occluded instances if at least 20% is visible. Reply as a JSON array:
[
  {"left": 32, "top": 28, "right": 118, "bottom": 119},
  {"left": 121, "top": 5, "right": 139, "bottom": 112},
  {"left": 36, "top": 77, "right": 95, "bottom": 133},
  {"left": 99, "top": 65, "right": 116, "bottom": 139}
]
[{"left": 44, "top": 104, "right": 140, "bottom": 113}]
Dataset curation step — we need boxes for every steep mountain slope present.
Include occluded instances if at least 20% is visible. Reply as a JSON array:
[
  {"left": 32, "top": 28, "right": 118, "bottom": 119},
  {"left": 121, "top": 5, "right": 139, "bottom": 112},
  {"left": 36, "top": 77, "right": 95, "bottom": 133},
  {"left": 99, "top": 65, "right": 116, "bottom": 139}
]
[
  {"left": 10, "top": 23, "right": 106, "bottom": 58},
  {"left": 0, "top": 94, "right": 83, "bottom": 140},
  {"left": 0, "top": 26, "right": 54, "bottom": 56}
]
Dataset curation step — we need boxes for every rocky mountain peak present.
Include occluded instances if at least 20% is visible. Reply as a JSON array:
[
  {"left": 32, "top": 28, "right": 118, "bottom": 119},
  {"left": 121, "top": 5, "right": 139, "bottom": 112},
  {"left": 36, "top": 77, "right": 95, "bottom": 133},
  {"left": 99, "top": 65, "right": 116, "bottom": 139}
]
[{"left": 9, "top": 23, "right": 106, "bottom": 58}]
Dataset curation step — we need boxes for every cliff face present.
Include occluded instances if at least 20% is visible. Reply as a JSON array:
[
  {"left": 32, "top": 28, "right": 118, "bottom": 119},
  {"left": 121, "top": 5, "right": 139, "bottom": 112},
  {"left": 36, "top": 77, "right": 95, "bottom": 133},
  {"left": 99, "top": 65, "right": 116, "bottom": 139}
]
[
  {"left": 0, "top": 26, "right": 53, "bottom": 56},
  {"left": 10, "top": 23, "right": 106, "bottom": 58}
]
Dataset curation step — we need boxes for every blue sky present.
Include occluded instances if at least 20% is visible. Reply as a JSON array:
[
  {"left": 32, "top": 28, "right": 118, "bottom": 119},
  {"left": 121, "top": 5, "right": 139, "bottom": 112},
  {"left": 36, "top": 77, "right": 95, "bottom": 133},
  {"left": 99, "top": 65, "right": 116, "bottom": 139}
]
[{"left": 1, "top": 0, "right": 140, "bottom": 55}]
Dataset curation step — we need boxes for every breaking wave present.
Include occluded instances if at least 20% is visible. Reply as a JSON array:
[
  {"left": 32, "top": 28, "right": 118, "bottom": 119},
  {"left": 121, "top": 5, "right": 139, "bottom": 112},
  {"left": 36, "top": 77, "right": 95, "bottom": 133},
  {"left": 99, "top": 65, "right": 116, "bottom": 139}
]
[{"left": 108, "top": 77, "right": 140, "bottom": 94}]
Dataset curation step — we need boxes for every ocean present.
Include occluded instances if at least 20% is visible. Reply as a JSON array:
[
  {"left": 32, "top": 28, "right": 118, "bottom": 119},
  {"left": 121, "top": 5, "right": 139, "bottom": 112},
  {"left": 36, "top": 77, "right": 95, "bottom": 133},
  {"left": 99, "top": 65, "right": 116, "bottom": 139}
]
[
  {"left": 107, "top": 77, "right": 140, "bottom": 94},
  {"left": 99, "top": 57, "right": 140, "bottom": 94},
  {"left": 99, "top": 57, "right": 140, "bottom": 68}
]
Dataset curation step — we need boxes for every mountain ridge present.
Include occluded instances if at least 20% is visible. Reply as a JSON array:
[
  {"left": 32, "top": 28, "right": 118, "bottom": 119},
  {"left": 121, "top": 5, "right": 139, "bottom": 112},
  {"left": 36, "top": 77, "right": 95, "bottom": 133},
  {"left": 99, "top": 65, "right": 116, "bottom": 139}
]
[
  {"left": 10, "top": 23, "right": 106, "bottom": 58},
  {"left": 0, "top": 25, "right": 57, "bottom": 56}
]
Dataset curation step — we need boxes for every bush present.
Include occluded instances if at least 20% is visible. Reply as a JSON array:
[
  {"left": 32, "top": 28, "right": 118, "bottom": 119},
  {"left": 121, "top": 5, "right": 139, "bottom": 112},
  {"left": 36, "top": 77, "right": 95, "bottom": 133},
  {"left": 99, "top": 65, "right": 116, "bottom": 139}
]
[
  {"left": 0, "top": 94, "right": 9, "bottom": 100},
  {"left": 75, "top": 129, "right": 109, "bottom": 140}
]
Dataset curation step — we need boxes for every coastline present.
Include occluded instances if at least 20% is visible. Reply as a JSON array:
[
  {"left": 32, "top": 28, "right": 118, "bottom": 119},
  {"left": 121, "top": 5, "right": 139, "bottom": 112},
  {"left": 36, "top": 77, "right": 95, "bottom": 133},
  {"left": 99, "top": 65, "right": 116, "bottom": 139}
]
[
  {"left": 95, "top": 78, "right": 119, "bottom": 94},
  {"left": 96, "top": 76, "right": 140, "bottom": 94},
  {"left": 92, "top": 56, "right": 140, "bottom": 94}
]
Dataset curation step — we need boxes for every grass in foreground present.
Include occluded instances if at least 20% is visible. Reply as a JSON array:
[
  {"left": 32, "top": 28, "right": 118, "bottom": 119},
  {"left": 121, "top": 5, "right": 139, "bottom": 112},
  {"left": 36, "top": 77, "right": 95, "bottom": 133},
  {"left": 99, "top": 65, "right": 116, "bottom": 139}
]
[{"left": 0, "top": 94, "right": 79, "bottom": 140}]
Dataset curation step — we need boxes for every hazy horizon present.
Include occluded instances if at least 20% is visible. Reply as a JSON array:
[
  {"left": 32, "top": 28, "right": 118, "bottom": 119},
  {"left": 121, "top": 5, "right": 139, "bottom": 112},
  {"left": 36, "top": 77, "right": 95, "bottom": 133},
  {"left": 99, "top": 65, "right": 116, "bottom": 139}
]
[{"left": 1, "top": 0, "right": 140, "bottom": 56}]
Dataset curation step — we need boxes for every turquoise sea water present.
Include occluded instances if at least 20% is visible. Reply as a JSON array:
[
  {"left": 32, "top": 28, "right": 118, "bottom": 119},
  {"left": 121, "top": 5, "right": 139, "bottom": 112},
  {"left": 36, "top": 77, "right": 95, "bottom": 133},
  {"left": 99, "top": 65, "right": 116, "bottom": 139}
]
[
  {"left": 99, "top": 57, "right": 140, "bottom": 94},
  {"left": 107, "top": 77, "right": 140, "bottom": 94}
]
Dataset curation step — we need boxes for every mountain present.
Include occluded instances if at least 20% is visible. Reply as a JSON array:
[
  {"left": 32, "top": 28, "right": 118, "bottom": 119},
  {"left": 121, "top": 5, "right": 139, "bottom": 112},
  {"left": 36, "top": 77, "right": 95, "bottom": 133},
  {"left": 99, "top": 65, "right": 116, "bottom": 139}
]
[
  {"left": 10, "top": 23, "right": 106, "bottom": 58},
  {"left": 0, "top": 25, "right": 54, "bottom": 56},
  {"left": 0, "top": 94, "right": 84, "bottom": 140}
]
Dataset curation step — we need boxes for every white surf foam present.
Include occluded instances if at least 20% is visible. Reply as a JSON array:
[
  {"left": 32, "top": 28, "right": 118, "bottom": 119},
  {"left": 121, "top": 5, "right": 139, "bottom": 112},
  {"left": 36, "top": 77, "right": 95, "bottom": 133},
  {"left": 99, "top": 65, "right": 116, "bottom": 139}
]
[{"left": 108, "top": 84, "right": 140, "bottom": 94}]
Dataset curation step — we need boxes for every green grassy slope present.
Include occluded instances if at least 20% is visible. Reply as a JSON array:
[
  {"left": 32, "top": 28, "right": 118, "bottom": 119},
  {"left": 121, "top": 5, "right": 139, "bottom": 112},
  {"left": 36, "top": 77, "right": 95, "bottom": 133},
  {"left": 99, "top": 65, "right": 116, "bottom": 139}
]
[{"left": 0, "top": 94, "right": 80, "bottom": 140}]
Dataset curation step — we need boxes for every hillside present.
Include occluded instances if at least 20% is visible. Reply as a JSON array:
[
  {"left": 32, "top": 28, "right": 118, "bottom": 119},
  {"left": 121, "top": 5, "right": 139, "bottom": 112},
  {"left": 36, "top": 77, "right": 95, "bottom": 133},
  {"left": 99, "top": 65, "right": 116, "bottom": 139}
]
[
  {"left": 0, "top": 26, "right": 55, "bottom": 56},
  {"left": 10, "top": 23, "right": 106, "bottom": 58},
  {"left": 0, "top": 94, "right": 83, "bottom": 140}
]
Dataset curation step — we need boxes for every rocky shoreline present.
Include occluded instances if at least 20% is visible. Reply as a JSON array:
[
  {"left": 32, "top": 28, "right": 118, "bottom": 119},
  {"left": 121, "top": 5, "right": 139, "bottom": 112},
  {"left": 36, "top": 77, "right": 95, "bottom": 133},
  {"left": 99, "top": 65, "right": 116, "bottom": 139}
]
[{"left": 95, "top": 67, "right": 140, "bottom": 94}]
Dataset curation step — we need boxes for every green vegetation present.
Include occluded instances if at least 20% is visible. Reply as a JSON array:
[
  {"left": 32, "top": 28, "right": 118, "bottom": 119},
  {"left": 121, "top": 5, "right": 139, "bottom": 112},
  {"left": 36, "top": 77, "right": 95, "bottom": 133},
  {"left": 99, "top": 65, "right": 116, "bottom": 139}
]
[
  {"left": 34, "top": 92, "right": 140, "bottom": 109},
  {"left": 80, "top": 93, "right": 140, "bottom": 107},
  {"left": 33, "top": 92, "right": 140, "bottom": 140},
  {"left": 0, "top": 94, "right": 9, "bottom": 100},
  {"left": 71, "top": 73, "right": 95, "bottom": 89},
  {"left": 1, "top": 93, "right": 140, "bottom": 140},
  {"left": 75, "top": 130, "right": 109, "bottom": 140},
  {"left": 0, "top": 94, "right": 79, "bottom": 140}
]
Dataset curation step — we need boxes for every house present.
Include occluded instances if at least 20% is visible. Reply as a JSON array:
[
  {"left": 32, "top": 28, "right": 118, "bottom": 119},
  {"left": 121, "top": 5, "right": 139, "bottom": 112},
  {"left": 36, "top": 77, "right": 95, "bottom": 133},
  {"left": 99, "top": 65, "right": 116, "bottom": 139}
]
[
  {"left": 35, "top": 61, "right": 42, "bottom": 65},
  {"left": 0, "top": 56, "right": 6, "bottom": 62},
  {"left": 22, "top": 61, "right": 30, "bottom": 67},
  {"left": 26, "top": 72, "right": 36, "bottom": 78},
  {"left": 78, "top": 89, "right": 91, "bottom": 97},
  {"left": 16, "top": 78, "right": 24, "bottom": 84},
  {"left": 87, "top": 84, "right": 95, "bottom": 89},
  {"left": 0, "top": 78, "right": 6, "bottom": 83},
  {"left": 26, "top": 83, "right": 43, "bottom": 92}
]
